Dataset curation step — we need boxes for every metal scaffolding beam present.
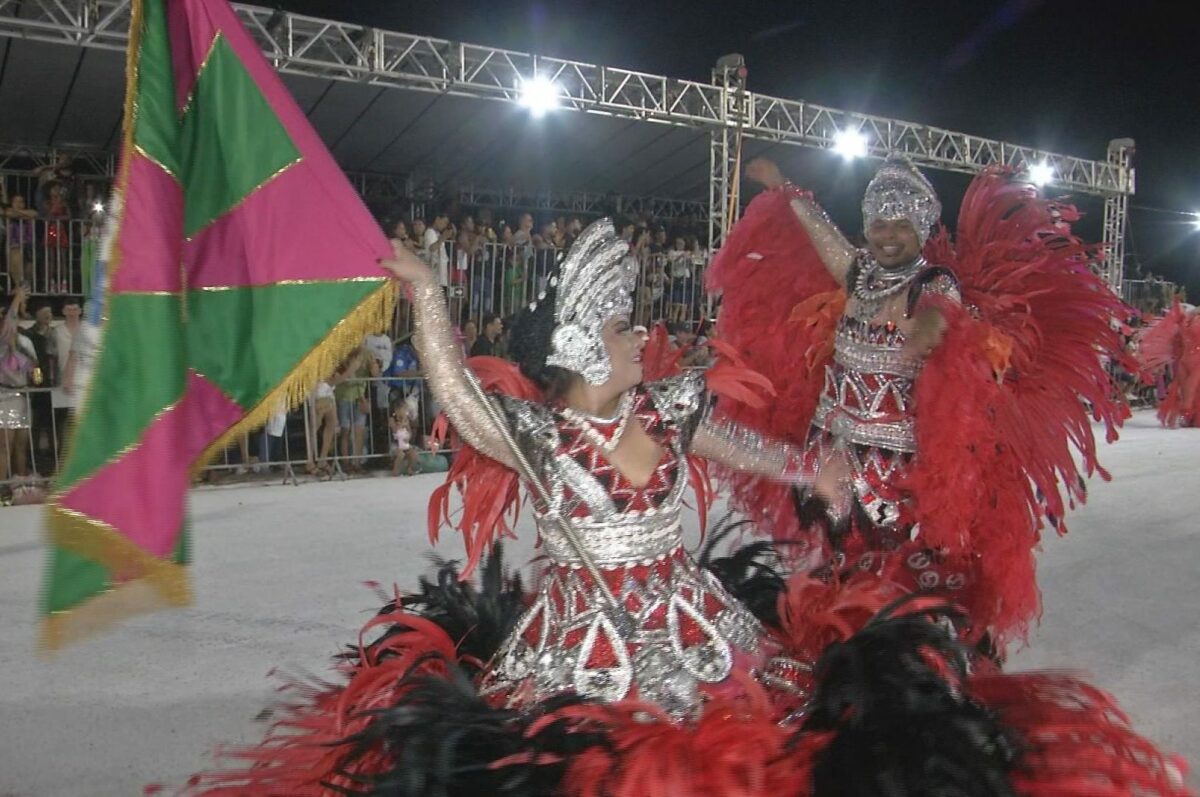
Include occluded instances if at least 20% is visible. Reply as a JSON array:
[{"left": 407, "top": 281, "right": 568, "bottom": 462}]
[
  {"left": 0, "top": 0, "right": 1130, "bottom": 196},
  {"left": 708, "top": 56, "right": 746, "bottom": 254},
  {"left": 1100, "top": 139, "right": 1135, "bottom": 291}
]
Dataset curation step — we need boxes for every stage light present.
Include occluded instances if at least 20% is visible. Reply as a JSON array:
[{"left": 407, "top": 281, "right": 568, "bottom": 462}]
[
  {"left": 519, "top": 76, "right": 562, "bottom": 117},
  {"left": 1191, "top": 212, "right": 1200, "bottom": 231},
  {"left": 832, "top": 128, "right": 868, "bottom": 160},
  {"left": 1028, "top": 161, "right": 1054, "bottom": 187},
  {"left": 92, "top": 201, "right": 105, "bottom": 214}
]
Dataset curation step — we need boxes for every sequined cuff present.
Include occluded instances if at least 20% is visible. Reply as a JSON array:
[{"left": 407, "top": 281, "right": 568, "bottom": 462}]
[
  {"left": 411, "top": 276, "right": 516, "bottom": 469},
  {"left": 776, "top": 181, "right": 814, "bottom": 202},
  {"left": 691, "top": 414, "right": 814, "bottom": 485}
]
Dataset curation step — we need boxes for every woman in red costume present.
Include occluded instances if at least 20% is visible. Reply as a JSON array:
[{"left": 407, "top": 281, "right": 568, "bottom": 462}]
[
  {"left": 1137, "top": 298, "right": 1200, "bottom": 427},
  {"left": 188, "top": 219, "right": 1186, "bottom": 797},
  {"left": 709, "top": 155, "right": 1133, "bottom": 654}
]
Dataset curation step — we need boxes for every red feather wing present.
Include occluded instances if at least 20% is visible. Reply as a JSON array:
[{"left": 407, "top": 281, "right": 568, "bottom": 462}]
[
  {"left": 427, "top": 357, "right": 540, "bottom": 579},
  {"left": 706, "top": 188, "right": 844, "bottom": 544},
  {"left": 909, "top": 167, "right": 1133, "bottom": 647}
]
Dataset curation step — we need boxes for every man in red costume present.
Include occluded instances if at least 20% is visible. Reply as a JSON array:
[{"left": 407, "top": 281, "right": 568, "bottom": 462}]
[{"left": 709, "top": 155, "right": 1132, "bottom": 652}]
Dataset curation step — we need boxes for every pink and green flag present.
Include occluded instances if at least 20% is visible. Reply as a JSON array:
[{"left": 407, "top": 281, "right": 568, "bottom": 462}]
[{"left": 40, "top": 0, "right": 396, "bottom": 650}]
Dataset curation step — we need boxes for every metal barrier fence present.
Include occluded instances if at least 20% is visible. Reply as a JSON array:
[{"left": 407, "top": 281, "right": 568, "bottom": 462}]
[
  {"left": 2, "top": 217, "right": 96, "bottom": 296},
  {"left": 398, "top": 239, "right": 712, "bottom": 334},
  {"left": 2, "top": 240, "right": 717, "bottom": 499},
  {"left": 0, "top": 376, "right": 452, "bottom": 499}
]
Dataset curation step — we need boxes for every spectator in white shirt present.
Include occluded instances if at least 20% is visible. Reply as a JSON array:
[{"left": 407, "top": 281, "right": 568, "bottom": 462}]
[{"left": 425, "top": 213, "right": 452, "bottom": 288}]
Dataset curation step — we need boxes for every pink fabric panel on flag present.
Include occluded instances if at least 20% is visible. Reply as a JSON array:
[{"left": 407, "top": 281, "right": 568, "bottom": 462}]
[
  {"left": 58, "top": 373, "right": 241, "bottom": 558},
  {"left": 108, "top": 153, "right": 184, "bottom": 295},
  {"left": 184, "top": 164, "right": 386, "bottom": 289}
]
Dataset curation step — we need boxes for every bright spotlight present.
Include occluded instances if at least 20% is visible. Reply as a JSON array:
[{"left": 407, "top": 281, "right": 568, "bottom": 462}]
[
  {"left": 1028, "top": 162, "right": 1054, "bottom": 187},
  {"left": 1191, "top": 212, "right": 1200, "bottom": 232},
  {"left": 519, "top": 76, "right": 562, "bottom": 117},
  {"left": 832, "top": 128, "right": 868, "bottom": 160},
  {"left": 91, "top": 201, "right": 105, "bottom": 214}
]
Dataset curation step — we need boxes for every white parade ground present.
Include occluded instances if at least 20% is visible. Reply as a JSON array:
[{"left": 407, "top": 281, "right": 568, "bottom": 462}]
[{"left": 1, "top": 410, "right": 1196, "bottom": 795}]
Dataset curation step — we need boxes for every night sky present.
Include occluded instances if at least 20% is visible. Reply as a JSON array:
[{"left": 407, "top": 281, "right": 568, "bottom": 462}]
[{"left": 275, "top": 0, "right": 1200, "bottom": 297}]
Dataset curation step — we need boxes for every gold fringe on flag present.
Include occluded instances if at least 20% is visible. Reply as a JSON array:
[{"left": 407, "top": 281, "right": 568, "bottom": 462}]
[{"left": 195, "top": 279, "right": 397, "bottom": 471}]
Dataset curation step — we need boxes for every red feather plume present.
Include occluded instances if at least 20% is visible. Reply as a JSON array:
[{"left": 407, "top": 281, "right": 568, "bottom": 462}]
[
  {"left": 909, "top": 167, "right": 1134, "bottom": 647},
  {"left": 427, "top": 356, "right": 541, "bottom": 579},
  {"left": 705, "top": 188, "right": 844, "bottom": 549}
]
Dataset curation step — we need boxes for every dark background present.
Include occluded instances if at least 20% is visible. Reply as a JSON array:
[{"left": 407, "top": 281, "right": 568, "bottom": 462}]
[{"left": 275, "top": 0, "right": 1200, "bottom": 297}]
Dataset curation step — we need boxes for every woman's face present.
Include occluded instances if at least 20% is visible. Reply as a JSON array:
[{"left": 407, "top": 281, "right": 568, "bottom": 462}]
[{"left": 600, "top": 315, "right": 645, "bottom": 392}]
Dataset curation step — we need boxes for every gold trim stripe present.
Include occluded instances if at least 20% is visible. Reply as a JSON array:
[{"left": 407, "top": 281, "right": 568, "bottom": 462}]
[
  {"left": 40, "top": 504, "right": 191, "bottom": 654},
  {"left": 132, "top": 143, "right": 179, "bottom": 183},
  {"left": 193, "top": 276, "right": 388, "bottom": 292},
  {"left": 184, "top": 155, "right": 303, "bottom": 242},
  {"left": 177, "top": 32, "right": 222, "bottom": 119}
]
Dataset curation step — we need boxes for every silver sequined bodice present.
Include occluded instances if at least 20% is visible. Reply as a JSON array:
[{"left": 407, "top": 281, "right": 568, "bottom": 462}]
[
  {"left": 814, "top": 316, "right": 920, "bottom": 453},
  {"left": 479, "top": 373, "right": 772, "bottom": 717}
]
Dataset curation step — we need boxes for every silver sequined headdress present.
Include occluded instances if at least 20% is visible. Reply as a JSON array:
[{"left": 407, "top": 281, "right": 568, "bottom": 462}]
[
  {"left": 543, "top": 218, "right": 636, "bottom": 385},
  {"left": 861, "top": 154, "right": 941, "bottom": 244}
]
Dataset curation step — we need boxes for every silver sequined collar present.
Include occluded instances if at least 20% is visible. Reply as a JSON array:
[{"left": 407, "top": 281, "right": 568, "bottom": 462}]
[{"left": 850, "top": 255, "right": 926, "bottom": 321}]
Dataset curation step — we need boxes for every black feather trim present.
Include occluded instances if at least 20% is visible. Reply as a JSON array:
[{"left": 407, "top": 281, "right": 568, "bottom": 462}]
[
  {"left": 802, "top": 597, "right": 1019, "bottom": 796},
  {"left": 334, "top": 661, "right": 607, "bottom": 797},
  {"left": 349, "top": 545, "right": 528, "bottom": 678},
  {"left": 696, "top": 514, "right": 788, "bottom": 629}
]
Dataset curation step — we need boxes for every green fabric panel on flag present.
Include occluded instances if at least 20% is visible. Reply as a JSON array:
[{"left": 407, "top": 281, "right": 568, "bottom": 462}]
[
  {"left": 41, "top": 547, "right": 109, "bottom": 615},
  {"left": 56, "top": 293, "right": 186, "bottom": 491},
  {"left": 184, "top": 281, "right": 383, "bottom": 408},
  {"left": 179, "top": 34, "right": 300, "bottom": 238},
  {"left": 133, "top": 0, "right": 181, "bottom": 177},
  {"left": 175, "top": 518, "right": 191, "bottom": 567}
]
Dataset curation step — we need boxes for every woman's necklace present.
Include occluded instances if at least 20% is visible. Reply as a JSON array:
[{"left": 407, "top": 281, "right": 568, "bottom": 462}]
[
  {"left": 560, "top": 391, "right": 634, "bottom": 454},
  {"left": 850, "top": 255, "right": 926, "bottom": 321}
]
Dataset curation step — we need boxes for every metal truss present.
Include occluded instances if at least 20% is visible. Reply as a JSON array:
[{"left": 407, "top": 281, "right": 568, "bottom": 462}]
[
  {"left": 745, "top": 96, "right": 1133, "bottom": 198},
  {"left": 0, "top": 143, "right": 114, "bottom": 175},
  {"left": 708, "top": 56, "right": 747, "bottom": 253},
  {"left": 0, "top": 0, "right": 1133, "bottom": 285},
  {"left": 1100, "top": 139, "right": 1135, "bottom": 290},
  {"left": 1, "top": 0, "right": 1129, "bottom": 197}
]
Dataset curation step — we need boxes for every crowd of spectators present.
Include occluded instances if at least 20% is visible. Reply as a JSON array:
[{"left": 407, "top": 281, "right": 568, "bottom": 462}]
[
  {"left": 385, "top": 204, "right": 711, "bottom": 331},
  {"left": 2, "top": 155, "right": 107, "bottom": 297},
  {"left": 0, "top": 200, "right": 716, "bottom": 499}
]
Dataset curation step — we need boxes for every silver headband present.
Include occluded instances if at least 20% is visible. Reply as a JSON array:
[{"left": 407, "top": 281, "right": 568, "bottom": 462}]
[
  {"left": 544, "top": 218, "right": 635, "bottom": 385},
  {"left": 862, "top": 154, "right": 941, "bottom": 244}
]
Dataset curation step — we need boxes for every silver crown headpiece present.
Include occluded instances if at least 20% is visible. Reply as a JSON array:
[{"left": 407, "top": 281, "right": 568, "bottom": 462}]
[
  {"left": 542, "top": 218, "right": 635, "bottom": 385},
  {"left": 861, "top": 154, "right": 942, "bottom": 244}
]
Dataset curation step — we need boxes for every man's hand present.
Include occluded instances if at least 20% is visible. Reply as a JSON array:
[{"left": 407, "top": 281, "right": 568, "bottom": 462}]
[
  {"left": 902, "top": 308, "right": 948, "bottom": 359},
  {"left": 813, "top": 448, "right": 851, "bottom": 509},
  {"left": 745, "top": 158, "right": 786, "bottom": 190}
]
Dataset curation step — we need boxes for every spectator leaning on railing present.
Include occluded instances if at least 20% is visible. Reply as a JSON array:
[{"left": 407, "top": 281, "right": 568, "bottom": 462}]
[
  {"left": 1, "top": 288, "right": 37, "bottom": 488},
  {"left": 333, "top": 345, "right": 378, "bottom": 473},
  {"left": 4, "top": 195, "right": 38, "bottom": 293},
  {"left": 469, "top": 313, "right": 502, "bottom": 358},
  {"left": 23, "top": 301, "right": 57, "bottom": 473},
  {"left": 384, "top": 332, "right": 422, "bottom": 424},
  {"left": 50, "top": 296, "right": 82, "bottom": 458}
]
